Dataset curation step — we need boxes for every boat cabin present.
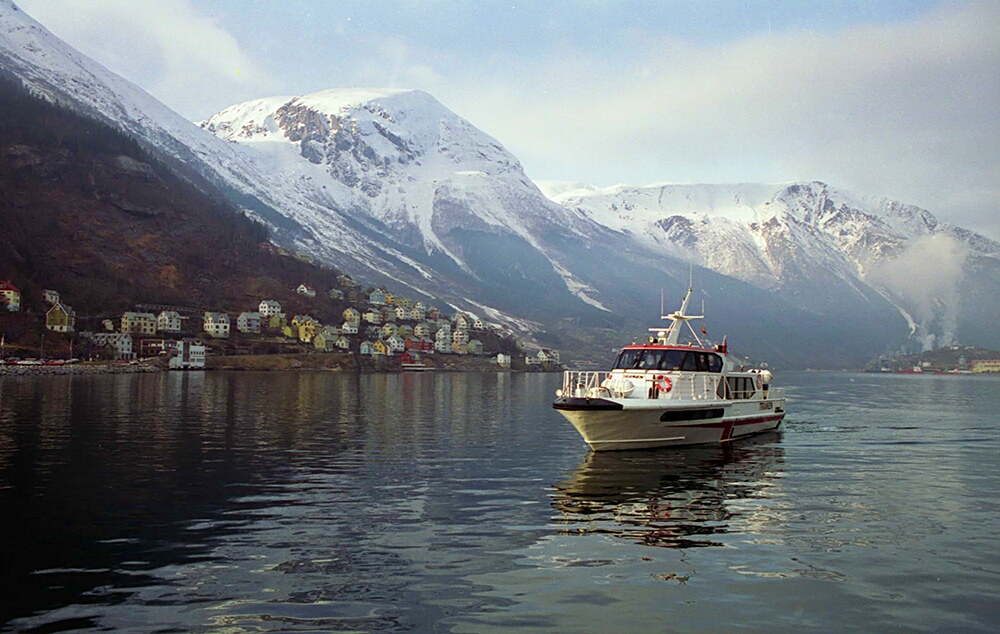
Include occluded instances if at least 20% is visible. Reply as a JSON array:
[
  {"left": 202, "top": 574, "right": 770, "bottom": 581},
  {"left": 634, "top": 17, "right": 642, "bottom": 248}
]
[{"left": 613, "top": 345, "right": 724, "bottom": 373}]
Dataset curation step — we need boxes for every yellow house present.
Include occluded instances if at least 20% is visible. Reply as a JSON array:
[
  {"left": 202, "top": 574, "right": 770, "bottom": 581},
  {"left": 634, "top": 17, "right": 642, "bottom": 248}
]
[
  {"left": 268, "top": 313, "right": 286, "bottom": 331},
  {"left": 121, "top": 311, "right": 157, "bottom": 335},
  {"left": 313, "top": 331, "right": 335, "bottom": 352},
  {"left": 343, "top": 307, "right": 360, "bottom": 322},
  {"left": 372, "top": 340, "right": 388, "bottom": 356},
  {"left": 297, "top": 320, "right": 319, "bottom": 343},
  {"left": 972, "top": 360, "right": 1000, "bottom": 373},
  {"left": 46, "top": 302, "right": 75, "bottom": 333},
  {"left": 0, "top": 280, "right": 20, "bottom": 312}
]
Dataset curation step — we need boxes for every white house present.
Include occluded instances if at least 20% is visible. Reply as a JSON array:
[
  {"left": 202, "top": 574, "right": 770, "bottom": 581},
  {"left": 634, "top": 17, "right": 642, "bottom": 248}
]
[
  {"left": 237, "top": 312, "right": 262, "bottom": 334},
  {"left": 434, "top": 337, "right": 452, "bottom": 353},
  {"left": 157, "top": 311, "right": 182, "bottom": 333},
  {"left": 259, "top": 299, "right": 282, "bottom": 316},
  {"left": 168, "top": 339, "right": 205, "bottom": 369},
  {"left": 203, "top": 312, "right": 231, "bottom": 338},
  {"left": 526, "top": 348, "right": 560, "bottom": 365},
  {"left": 385, "top": 335, "right": 406, "bottom": 354},
  {"left": 369, "top": 288, "right": 387, "bottom": 305},
  {"left": 296, "top": 284, "right": 316, "bottom": 298},
  {"left": 341, "top": 321, "right": 359, "bottom": 335},
  {"left": 43, "top": 289, "right": 60, "bottom": 305},
  {"left": 90, "top": 333, "right": 134, "bottom": 360}
]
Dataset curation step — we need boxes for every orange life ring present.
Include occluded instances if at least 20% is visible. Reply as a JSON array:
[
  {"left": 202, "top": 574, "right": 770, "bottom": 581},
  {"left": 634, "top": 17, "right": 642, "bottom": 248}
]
[{"left": 654, "top": 375, "right": 672, "bottom": 393}]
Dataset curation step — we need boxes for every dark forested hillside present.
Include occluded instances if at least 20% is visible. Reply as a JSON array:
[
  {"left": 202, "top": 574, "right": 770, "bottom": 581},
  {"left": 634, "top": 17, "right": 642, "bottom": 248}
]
[{"left": 0, "top": 74, "right": 346, "bottom": 318}]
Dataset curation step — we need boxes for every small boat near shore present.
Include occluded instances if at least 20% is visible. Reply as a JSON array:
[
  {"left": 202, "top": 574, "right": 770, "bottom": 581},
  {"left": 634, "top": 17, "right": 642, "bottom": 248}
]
[
  {"left": 552, "top": 284, "right": 786, "bottom": 451},
  {"left": 401, "top": 362, "right": 432, "bottom": 371}
]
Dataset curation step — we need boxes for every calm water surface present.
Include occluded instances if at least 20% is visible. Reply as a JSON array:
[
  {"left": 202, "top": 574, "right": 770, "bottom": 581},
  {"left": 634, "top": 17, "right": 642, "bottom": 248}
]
[{"left": 1, "top": 371, "right": 998, "bottom": 632}]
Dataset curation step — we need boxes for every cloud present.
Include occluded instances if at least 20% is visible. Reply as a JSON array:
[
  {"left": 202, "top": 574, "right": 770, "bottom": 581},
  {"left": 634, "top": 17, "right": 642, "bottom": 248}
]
[
  {"left": 16, "top": 0, "right": 277, "bottom": 120},
  {"left": 440, "top": 1, "right": 999, "bottom": 237},
  {"left": 13, "top": 0, "right": 998, "bottom": 239}
]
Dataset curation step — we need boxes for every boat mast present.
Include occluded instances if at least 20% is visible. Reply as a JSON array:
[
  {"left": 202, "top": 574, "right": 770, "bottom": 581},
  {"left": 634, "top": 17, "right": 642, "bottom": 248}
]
[{"left": 652, "top": 273, "right": 704, "bottom": 346}]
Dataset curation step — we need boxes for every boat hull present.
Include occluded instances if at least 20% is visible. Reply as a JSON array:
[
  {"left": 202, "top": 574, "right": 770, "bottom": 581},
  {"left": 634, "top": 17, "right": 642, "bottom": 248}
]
[{"left": 553, "top": 398, "right": 785, "bottom": 451}]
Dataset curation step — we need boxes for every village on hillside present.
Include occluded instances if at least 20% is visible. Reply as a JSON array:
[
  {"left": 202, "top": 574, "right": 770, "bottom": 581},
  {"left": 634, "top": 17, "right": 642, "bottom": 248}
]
[{"left": 0, "top": 276, "right": 562, "bottom": 372}]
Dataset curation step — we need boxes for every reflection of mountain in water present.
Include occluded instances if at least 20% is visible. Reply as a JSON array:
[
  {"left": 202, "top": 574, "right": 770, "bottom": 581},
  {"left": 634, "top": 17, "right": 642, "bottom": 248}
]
[{"left": 551, "top": 434, "right": 785, "bottom": 548}]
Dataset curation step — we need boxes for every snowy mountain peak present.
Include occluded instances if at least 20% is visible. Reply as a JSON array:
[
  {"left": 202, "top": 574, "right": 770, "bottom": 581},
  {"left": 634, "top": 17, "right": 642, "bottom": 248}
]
[
  {"left": 202, "top": 88, "right": 521, "bottom": 177},
  {"left": 200, "top": 87, "right": 548, "bottom": 262}
]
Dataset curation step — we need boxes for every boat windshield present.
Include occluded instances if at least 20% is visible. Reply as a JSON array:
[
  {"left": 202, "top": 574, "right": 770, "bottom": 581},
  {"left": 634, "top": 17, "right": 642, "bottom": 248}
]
[{"left": 613, "top": 348, "right": 723, "bottom": 372}]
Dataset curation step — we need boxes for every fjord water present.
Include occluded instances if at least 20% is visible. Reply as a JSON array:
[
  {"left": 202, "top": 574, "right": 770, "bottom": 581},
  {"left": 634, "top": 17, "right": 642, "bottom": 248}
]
[{"left": 1, "top": 371, "right": 997, "bottom": 632}]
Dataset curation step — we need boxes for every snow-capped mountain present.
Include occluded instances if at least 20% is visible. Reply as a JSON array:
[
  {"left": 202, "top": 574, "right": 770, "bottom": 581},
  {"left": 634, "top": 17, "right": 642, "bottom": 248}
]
[
  {"left": 0, "top": 0, "right": 607, "bottom": 325},
  {"left": 543, "top": 180, "right": 1000, "bottom": 350},
  {"left": 199, "top": 88, "right": 600, "bottom": 303},
  {"left": 3, "top": 0, "right": 998, "bottom": 365}
]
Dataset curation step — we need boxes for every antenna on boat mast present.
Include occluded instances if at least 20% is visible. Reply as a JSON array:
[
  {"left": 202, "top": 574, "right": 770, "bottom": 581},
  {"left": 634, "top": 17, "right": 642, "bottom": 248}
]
[{"left": 653, "top": 272, "right": 705, "bottom": 346}]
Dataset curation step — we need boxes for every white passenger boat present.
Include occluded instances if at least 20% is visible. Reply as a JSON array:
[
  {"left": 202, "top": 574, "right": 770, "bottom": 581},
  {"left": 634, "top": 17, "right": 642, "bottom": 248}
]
[{"left": 553, "top": 284, "right": 786, "bottom": 451}]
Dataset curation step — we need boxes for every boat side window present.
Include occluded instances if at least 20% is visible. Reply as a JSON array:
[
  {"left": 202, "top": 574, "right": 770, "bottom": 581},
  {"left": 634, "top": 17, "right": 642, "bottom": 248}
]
[
  {"left": 681, "top": 352, "right": 699, "bottom": 371},
  {"left": 614, "top": 349, "right": 641, "bottom": 369},
  {"left": 726, "top": 376, "right": 757, "bottom": 399},
  {"left": 643, "top": 350, "right": 667, "bottom": 369},
  {"left": 707, "top": 354, "right": 723, "bottom": 373},
  {"left": 695, "top": 353, "right": 710, "bottom": 372},
  {"left": 658, "top": 350, "right": 687, "bottom": 370}
]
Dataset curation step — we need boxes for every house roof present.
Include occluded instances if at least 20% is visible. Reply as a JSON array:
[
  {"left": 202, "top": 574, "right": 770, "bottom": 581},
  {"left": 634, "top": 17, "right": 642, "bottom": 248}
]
[{"left": 0, "top": 280, "right": 19, "bottom": 292}]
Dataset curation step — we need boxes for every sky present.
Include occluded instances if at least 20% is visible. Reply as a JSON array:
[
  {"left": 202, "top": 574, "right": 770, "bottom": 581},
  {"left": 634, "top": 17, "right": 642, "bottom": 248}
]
[{"left": 14, "top": 0, "right": 1000, "bottom": 239}]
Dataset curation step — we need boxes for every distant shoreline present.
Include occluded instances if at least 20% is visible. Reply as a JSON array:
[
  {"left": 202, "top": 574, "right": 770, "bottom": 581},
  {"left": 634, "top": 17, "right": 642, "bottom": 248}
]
[{"left": 0, "top": 353, "right": 559, "bottom": 376}]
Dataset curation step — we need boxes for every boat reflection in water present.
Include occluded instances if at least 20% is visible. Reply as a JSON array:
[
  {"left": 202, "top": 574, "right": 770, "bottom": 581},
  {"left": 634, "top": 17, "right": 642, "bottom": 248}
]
[{"left": 551, "top": 432, "right": 785, "bottom": 549}]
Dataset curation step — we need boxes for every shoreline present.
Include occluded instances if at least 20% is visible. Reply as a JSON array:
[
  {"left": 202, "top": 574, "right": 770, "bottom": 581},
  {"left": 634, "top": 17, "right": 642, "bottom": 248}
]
[
  {"left": 1, "top": 353, "right": 560, "bottom": 376},
  {"left": 0, "top": 362, "right": 162, "bottom": 376}
]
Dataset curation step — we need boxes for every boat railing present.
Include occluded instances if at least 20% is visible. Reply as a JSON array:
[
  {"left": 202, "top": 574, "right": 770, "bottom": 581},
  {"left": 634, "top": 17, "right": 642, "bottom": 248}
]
[
  {"left": 560, "top": 370, "right": 787, "bottom": 402},
  {"left": 667, "top": 373, "right": 723, "bottom": 401},
  {"left": 560, "top": 371, "right": 605, "bottom": 397}
]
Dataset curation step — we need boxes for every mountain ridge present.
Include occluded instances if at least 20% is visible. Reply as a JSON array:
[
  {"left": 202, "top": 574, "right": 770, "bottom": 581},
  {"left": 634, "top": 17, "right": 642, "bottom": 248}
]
[{"left": 3, "top": 0, "right": 998, "bottom": 367}]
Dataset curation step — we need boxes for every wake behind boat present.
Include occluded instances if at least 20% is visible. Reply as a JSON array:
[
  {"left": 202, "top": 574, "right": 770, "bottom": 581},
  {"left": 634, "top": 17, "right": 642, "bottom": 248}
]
[{"left": 552, "top": 284, "right": 786, "bottom": 451}]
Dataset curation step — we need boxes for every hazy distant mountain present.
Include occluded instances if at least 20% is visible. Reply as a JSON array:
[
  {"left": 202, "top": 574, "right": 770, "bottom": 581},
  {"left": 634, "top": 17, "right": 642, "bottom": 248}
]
[
  {"left": 542, "top": 180, "right": 1000, "bottom": 352},
  {"left": 3, "top": 0, "right": 998, "bottom": 367}
]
